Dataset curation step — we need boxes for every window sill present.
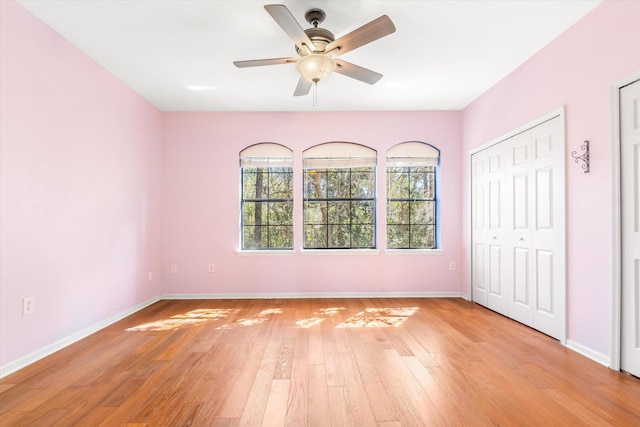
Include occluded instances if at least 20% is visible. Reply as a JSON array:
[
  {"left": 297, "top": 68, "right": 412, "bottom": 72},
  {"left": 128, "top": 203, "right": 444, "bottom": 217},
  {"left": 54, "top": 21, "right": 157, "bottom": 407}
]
[
  {"left": 236, "top": 249, "right": 296, "bottom": 256},
  {"left": 384, "top": 249, "right": 444, "bottom": 255},
  {"left": 299, "top": 248, "right": 381, "bottom": 256},
  {"left": 236, "top": 248, "right": 442, "bottom": 256}
]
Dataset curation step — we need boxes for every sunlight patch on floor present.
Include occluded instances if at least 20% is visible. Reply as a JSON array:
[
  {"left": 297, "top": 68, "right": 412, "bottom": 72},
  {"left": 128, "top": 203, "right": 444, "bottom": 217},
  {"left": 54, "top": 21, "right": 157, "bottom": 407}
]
[
  {"left": 296, "top": 307, "right": 346, "bottom": 329},
  {"left": 336, "top": 307, "right": 419, "bottom": 328},
  {"left": 126, "top": 306, "right": 418, "bottom": 331},
  {"left": 126, "top": 308, "right": 240, "bottom": 332},
  {"left": 217, "top": 307, "right": 284, "bottom": 330}
]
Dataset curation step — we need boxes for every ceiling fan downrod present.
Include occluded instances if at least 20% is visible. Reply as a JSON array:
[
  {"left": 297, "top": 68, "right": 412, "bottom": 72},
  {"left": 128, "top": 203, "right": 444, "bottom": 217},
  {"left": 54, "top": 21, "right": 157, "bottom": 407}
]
[{"left": 304, "top": 8, "right": 326, "bottom": 28}]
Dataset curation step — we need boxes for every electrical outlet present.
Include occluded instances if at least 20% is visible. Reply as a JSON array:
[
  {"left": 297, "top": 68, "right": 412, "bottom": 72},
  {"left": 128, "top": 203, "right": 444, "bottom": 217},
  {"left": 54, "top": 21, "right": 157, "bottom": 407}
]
[
  {"left": 208, "top": 263, "right": 215, "bottom": 273},
  {"left": 449, "top": 261, "right": 456, "bottom": 271},
  {"left": 171, "top": 264, "right": 177, "bottom": 273},
  {"left": 22, "top": 297, "right": 35, "bottom": 316},
  {"left": 148, "top": 272, "right": 153, "bottom": 281}
]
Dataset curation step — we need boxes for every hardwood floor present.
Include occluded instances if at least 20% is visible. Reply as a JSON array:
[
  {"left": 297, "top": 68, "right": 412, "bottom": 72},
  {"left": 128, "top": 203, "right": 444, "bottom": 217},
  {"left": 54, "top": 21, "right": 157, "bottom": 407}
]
[{"left": 1, "top": 298, "right": 639, "bottom": 426}]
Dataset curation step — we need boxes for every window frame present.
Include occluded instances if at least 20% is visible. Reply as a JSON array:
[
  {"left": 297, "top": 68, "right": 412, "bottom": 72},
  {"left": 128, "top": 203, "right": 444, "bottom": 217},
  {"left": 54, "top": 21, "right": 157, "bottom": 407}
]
[
  {"left": 385, "top": 142, "right": 440, "bottom": 250},
  {"left": 239, "top": 143, "right": 294, "bottom": 251},
  {"left": 302, "top": 143, "right": 377, "bottom": 250}
]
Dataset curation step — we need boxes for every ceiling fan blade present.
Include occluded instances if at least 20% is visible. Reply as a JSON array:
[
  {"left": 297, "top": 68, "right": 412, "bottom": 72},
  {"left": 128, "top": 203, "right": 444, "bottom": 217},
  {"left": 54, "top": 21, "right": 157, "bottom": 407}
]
[
  {"left": 264, "top": 4, "right": 316, "bottom": 53},
  {"left": 334, "top": 59, "right": 383, "bottom": 85},
  {"left": 233, "top": 57, "right": 297, "bottom": 68},
  {"left": 294, "top": 75, "right": 312, "bottom": 96},
  {"left": 325, "top": 15, "right": 396, "bottom": 57}
]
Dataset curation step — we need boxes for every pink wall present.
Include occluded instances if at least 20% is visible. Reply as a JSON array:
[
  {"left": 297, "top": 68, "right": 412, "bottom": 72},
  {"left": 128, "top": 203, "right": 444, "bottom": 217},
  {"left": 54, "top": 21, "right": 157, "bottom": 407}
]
[
  {"left": 161, "top": 111, "right": 463, "bottom": 295},
  {"left": 0, "top": 2, "right": 163, "bottom": 367},
  {"left": 461, "top": 0, "right": 640, "bottom": 357}
]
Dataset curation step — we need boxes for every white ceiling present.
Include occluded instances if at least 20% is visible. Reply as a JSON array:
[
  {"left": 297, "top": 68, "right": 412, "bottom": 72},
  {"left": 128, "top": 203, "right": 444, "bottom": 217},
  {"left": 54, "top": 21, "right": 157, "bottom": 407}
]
[{"left": 17, "top": 0, "right": 602, "bottom": 112}]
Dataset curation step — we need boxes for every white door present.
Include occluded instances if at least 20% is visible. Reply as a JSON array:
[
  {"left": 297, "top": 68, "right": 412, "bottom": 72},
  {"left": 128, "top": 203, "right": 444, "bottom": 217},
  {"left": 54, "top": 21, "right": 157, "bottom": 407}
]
[
  {"left": 486, "top": 143, "right": 508, "bottom": 316},
  {"left": 527, "top": 117, "right": 565, "bottom": 339},
  {"left": 506, "top": 129, "right": 534, "bottom": 328},
  {"left": 621, "top": 78, "right": 640, "bottom": 377},
  {"left": 472, "top": 144, "right": 508, "bottom": 316},
  {"left": 472, "top": 151, "right": 489, "bottom": 307}
]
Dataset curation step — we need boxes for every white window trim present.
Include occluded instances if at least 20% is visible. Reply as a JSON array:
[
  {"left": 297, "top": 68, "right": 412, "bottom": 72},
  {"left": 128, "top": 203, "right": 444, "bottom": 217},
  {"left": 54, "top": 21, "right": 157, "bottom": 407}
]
[
  {"left": 384, "top": 249, "right": 444, "bottom": 255},
  {"left": 299, "top": 248, "right": 381, "bottom": 256},
  {"left": 236, "top": 249, "right": 296, "bottom": 256}
]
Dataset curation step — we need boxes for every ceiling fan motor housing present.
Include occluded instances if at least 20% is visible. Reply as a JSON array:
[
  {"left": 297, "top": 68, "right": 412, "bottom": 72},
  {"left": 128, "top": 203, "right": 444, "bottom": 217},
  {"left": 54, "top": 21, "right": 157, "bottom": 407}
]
[{"left": 297, "top": 27, "right": 335, "bottom": 55}]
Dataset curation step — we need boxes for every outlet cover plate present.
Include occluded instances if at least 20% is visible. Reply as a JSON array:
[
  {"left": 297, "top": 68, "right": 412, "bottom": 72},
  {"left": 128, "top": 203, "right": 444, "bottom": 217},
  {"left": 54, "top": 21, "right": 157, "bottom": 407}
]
[{"left": 23, "top": 297, "right": 35, "bottom": 316}]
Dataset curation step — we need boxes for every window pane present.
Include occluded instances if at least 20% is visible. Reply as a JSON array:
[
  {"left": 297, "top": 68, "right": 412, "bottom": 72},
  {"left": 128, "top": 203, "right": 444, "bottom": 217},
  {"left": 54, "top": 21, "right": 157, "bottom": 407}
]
[
  {"left": 410, "top": 225, "right": 435, "bottom": 249},
  {"left": 352, "top": 224, "right": 374, "bottom": 248},
  {"left": 268, "top": 201, "right": 293, "bottom": 226},
  {"left": 387, "top": 224, "right": 410, "bottom": 248},
  {"left": 352, "top": 201, "right": 375, "bottom": 224},
  {"left": 410, "top": 200, "right": 435, "bottom": 224},
  {"left": 243, "top": 201, "right": 256, "bottom": 225},
  {"left": 305, "top": 224, "right": 327, "bottom": 248},
  {"left": 351, "top": 169, "right": 375, "bottom": 198},
  {"left": 410, "top": 168, "right": 435, "bottom": 200},
  {"left": 328, "top": 201, "right": 350, "bottom": 224},
  {"left": 387, "top": 167, "right": 409, "bottom": 199},
  {"left": 304, "top": 170, "right": 326, "bottom": 198},
  {"left": 387, "top": 201, "right": 409, "bottom": 224},
  {"left": 242, "top": 169, "right": 267, "bottom": 199},
  {"left": 304, "top": 201, "right": 326, "bottom": 224},
  {"left": 271, "top": 225, "right": 293, "bottom": 248},
  {"left": 328, "top": 224, "right": 350, "bottom": 248},
  {"left": 269, "top": 169, "right": 293, "bottom": 199},
  {"left": 243, "top": 225, "right": 266, "bottom": 249},
  {"left": 327, "top": 170, "right": 350, "bottom": 199}
]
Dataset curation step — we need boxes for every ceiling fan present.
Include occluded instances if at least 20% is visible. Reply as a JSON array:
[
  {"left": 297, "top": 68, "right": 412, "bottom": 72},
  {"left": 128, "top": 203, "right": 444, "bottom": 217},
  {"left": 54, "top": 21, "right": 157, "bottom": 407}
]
[{"left": 233, "top": 4, "right": 396, "bottom": 96}]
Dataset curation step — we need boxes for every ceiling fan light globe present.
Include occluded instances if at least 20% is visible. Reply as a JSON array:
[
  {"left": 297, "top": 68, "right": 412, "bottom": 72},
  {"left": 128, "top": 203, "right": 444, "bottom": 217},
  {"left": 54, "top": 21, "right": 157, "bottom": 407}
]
[{"left": 296, "top": 54, "right": 336, "bottom": 83}]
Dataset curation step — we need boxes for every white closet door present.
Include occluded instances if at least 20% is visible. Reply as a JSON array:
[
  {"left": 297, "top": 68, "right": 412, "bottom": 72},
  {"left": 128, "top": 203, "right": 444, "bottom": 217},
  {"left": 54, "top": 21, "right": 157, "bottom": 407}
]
[
  {"left": 471, "top": 113, "right": 565, "bottom": 340},
  {"left": 486, "top": 143, "right": 509, "bottom": 316},
  {"left": 472, "top": 144, "right": 509, "bottom": 316},
  {"left": 528, "top": 117, "right": 565, "bottom": 339},
  {"left": 621, "top": 79, "right": 640, "bottom": 378},
  {"left": 506, "top": 130, "right": 534, "bottom": 328}
]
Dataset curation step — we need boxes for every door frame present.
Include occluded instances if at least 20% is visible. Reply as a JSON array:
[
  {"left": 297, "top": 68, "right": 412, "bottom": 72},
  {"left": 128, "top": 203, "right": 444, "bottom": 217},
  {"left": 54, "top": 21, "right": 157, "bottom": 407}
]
[
  {"left": 467, "top": 106, "right": 567, "bottom": 344},
  {"left": 610, "top": 69, "right": 640, "bottom": 371}
]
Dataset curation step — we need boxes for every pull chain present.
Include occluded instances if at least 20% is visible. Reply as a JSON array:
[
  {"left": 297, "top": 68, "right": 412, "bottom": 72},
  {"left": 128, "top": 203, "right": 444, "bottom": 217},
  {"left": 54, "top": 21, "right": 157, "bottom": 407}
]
[{"left": 313, "top": 82, "right": 318, "bottom": 106}]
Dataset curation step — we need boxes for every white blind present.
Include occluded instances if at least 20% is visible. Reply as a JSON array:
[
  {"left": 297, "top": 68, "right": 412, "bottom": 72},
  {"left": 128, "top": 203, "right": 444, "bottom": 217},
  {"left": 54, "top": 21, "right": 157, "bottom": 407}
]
[
  {"left": 303, "top": 142, "right": 376, "bottom": 169},
  {"left": 386, "top": 141, "right": 439, "bottom": 167},
  {"left": 240, "top": 143, "right": 293, "bottom": 168}
]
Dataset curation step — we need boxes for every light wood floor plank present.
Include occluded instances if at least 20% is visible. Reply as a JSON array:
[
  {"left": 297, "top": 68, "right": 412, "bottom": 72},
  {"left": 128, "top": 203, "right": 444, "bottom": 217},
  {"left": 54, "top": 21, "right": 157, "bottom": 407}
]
[{"left": 262, "top": 379, "right": 289, "bottom": 426}]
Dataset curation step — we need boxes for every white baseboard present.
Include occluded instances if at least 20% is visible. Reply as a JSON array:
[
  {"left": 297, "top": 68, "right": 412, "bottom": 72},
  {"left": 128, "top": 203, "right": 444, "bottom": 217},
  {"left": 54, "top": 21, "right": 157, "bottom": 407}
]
[
  {"left": 565, "top": 339, "right": 611, "bottom": 367},
  {"left": 161, "top": 291, "right": 464, "bottom": 300},
  {"left": 0, "top": 295, "right": 160, "bottom": 379}
]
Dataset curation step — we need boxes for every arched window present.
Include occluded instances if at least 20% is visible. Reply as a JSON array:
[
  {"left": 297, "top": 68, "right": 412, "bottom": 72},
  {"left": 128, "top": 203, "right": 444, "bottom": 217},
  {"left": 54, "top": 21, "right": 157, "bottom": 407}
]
[
  {"left": 240, "top": 143, "right": 293, "bottom": 250},
  {"left": 386, "top": 142, "right": 440, "bottom": 249},
  {"left": 303, "top": 142, "right": 377, "bottom": 249}
]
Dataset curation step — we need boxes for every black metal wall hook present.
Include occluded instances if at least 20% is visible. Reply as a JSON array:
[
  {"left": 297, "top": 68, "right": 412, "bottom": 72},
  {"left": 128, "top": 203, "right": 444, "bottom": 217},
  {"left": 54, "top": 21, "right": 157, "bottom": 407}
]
[{"left": 571, "top": 140, "right": 589, "bottom": 173}]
